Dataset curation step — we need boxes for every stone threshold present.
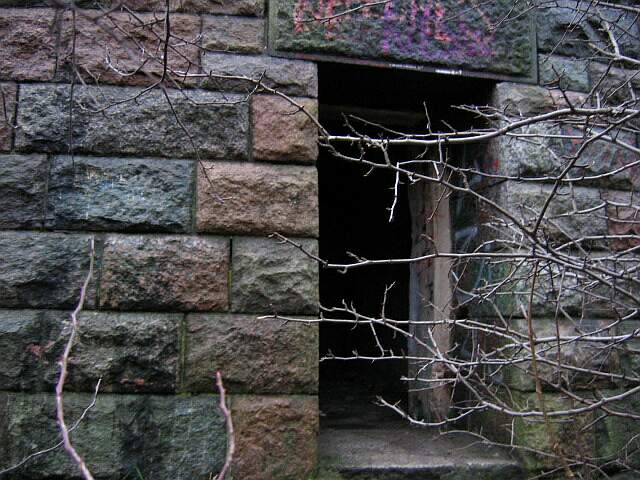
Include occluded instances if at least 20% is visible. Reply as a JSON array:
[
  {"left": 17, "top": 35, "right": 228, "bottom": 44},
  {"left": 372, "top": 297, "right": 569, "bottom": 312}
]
[
  {"left": 315, "top": 400, "right": 523, "bottom": 480},
  {"left": 316, "top": 426, "right": 524, "bottom": 480}
]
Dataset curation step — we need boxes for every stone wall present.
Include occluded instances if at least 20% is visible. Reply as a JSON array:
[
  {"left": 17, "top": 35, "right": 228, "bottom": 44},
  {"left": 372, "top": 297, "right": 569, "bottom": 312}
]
[
  {"left": 0, "top": 1, "right": 319, "bottom": 479},
  {"left": 0, "top": 0, "right": 639, "bottom": 478},
  {"left": 460, "top": 8, "right": 640, "bottom": 471}
]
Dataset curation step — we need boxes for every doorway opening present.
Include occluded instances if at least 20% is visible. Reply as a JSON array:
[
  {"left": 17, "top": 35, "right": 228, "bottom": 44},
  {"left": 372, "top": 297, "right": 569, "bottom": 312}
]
[
  {"left": 317, "top": 63, "right": 492, "bottom": 428},
  {"left": 318, "top": 127, "right": 413, "bottom": 424}
]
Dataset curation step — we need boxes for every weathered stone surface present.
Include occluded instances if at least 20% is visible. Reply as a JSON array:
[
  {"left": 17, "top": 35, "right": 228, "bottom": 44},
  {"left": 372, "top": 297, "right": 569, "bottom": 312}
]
[
  {"left": 605, "top": 189, "right": 640, "bottom": 251},
  {"left": 588, "top": 63, "right": 640, "bottom": 106},
  {"left": 47, "top": 155, "right": 193, "bottom": 232},
  {"left": 16, "top": 84, "right": 249, "bottom": 160},
  {"left": 0, "top": 154, "right": 47, "bottom": 228},
  {"left": 183, "top": 313, "right": 318, "bottom": 393},
  {"left": 73, "top": 0, "right": 264, "bottom": 15},
  {"left": 610, "top": 473, "right": 640, "bottom": 480},
  {"left": 100, "top": 234, "right": 229, "bottom": 311},
  {"left": 492, "top": 82, "right": 587, "bottom": 116},
  {"left": 70, "top": 311, "right": 180, "bottom": 392},
  {"left": 202, "top": 53, "right": 317, "bottom": 97},
  {"left": 0, "top": 309, "right": 180, "bottom": 393},
  {"left": 0, "top": 392, "right": 122, "bottom": 479},
  {"left": 231, "top": 395, "right": 318, "bottom": 480},
  {"left": 0, "top": 231, "right": 96, "bottom": 309},
  {"left": 538, "top": 54, "right": 589, "bottom": 92},
  {"left": 271, "top": 0, "right": 535, "bottom": 78},
  {"left": 537, "top": 0, "right": 640, "bottom": 59},
  {"left": 117, "top": 394, "right": 227, "bottom": 479},
  {"left": 0, "top": 82, "right": 16, "bottom": 151},
  {"left": 0, "top": 392, "right": 226, "bottom": 479},
  {"left": 0, "top": 8, "right": 58, "bottom": 81},
  {"left": 486, "top": 124, "right": 639, "bottom": 190},
  {"left": 318, "top": 426, "right": 525, "bottom": 480},
  {"left": 464, "top": 253, "right": 638, "bottom": 319},
  {"left": 480, "top": 391, "right": 594, "bottom": 472},
  {"left": 560, "top": 128, "right": 639, "bottom": 190},
  {"left": 0, "top": 310, "right": 65, "bottom": 393},
  {"left": 170, "top": 0, "right": 264, "bottom": 15},
  {"left": 202, "top": 16, "right": 265, "bottom": 53},
  {"left": 618, "top": 321, "right": 640, "bottom": 384},
  {"left": 486, "top": 317, "right": 621, "bottom": 392},
  {"left": 513, "top": 392, "right": 594, "bottom": 472},
  {"left": 0, "top": 0, "right": 52, "bottom": 5},
  {"left": 197, "top": 161, "right": 318, "bottom": 236},
  {"left": 252, "top": 95, "right": 318, "bottom": 163},
  {"left": 485, "top": 182, "right": 608, "bottom": 247},
  {"left": 594, "top": 390, "right": 640, "bottom": 468},
  {"left": 58, "top": 11, "right": 201, "bottom": 86},
  {"left": 231, "top": 236, "right": 319, "bottom": 314}
]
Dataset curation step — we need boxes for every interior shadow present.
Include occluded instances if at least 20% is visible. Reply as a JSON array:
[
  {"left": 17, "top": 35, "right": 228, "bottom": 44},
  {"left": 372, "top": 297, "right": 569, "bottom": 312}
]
[{"left": 317, "top": 62, "right": 493, "bottom": 427}]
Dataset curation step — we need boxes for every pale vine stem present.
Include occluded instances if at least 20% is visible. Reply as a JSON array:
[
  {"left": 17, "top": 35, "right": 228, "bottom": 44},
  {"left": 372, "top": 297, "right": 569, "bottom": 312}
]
[{"left": 54, "top": 237, "right": 96, "bottom": 480}]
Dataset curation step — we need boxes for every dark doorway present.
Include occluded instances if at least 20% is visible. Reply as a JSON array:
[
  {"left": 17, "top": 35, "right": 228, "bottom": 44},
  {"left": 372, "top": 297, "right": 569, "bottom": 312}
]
[
  {"left": 318, "top": 63, "right": 492, "bottom": 425},
  {"left": 318, "top": 131, "right": 413, "bottom": 422}
]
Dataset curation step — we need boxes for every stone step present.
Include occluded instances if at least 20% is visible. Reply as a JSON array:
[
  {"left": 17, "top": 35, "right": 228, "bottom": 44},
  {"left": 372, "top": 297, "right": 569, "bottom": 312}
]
[{"left": 317, "top": 426, "right": 524, "bottom": 480}]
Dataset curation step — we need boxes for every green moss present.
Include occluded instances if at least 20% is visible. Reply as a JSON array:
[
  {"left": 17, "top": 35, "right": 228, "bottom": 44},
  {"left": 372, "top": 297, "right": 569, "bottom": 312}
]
[{"left": 310, "top": 455, "right": 347, "bottom": 480}]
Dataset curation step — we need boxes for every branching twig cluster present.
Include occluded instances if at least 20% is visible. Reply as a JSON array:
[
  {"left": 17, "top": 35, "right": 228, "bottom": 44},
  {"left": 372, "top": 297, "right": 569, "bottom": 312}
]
[{"left": 3, "top": 0, "right": 638, "bottom": 478}]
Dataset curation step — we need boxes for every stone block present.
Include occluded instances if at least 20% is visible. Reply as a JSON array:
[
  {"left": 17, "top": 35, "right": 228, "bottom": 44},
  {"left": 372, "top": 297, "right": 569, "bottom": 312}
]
[
  {"left": 0, "top": 392, "right": 122, "bottom": 478},
  {"left": 16, "top": 84, "right": 249, "bottom": 160},
  {"left": 70, "top": 311, "right": 180, "bottom": 392},
  {"left": 538, "top": 54, "right": 589, "bottom": 93},
  {"left": 58, "top": 11, "right": 201, "bottom": 86},
  {"left": 0, "top": 0, "right": 51, "bottom": 5},
  {"left": 0, "top": 8, "right": 58, "bottom": 81},
  {"left": 479, "top": 390, "right": 595, "bottom": 472},
  {"left": 595, "top": 389, "right": 640, "bottom": 468},
  {"left": 202, "top": 53, "right": 317, "bottom": 97},
  {"left": 202, "top": 16, "right": 265, "bottom": 53},
  {"left": 183, "top": 313, "right": 318, "bottom": 394},
  {"left": 605, "top": 189, "right": 640, "bottom": 251},
  {"left": 47, "top": 155, "right": 193, "bottom": 232},
  {"left": 484, "top": 389, "right": 640, "bottom": 470},
  {"left": 618, "top": 321, "right": 640, "bottom": 385},
  {"left": 0, "top": 231, "right": 96, "bottom": 309},
  {"left": 492, "top": 82, "right": 587, "bottom": 117},
  {"left": 588, "top": 63, "right": 640, "bottom": 106},
  {"left": 252, "top": 95, "right": 318, "bottom": 163},
  {"left": 0, "top": 309, "right": 180, "bottom": 393},
  {"left": 463, "top": 252, "right": 638, "bottom": 319},
  {"left": 0, "top": 392, "right": 226, "bottom": 479},
  {"left": 483, "top": 317, "right": 621, "bottom": 392},
  {"left": 0, "top": 154, "right": 47, "bottom": 228},
  {"left": 513, "top": 392, "right": 595, "bottom": 472},
  {"left": 196, "top": 161, "right": 318, "bottom": 236},
  {"left": 537, "top": 1, "right": 640, "bottom": 59},
  {"left": 483, "top": 181, "right": 608, "bottom": 247},
  {"left": 231, "top": 236, "right": 319, "bottom": 314},
  {"left": 270, "top": 0, "right": 535, "bottom": 78},
  {"left": 74, "top": 0, "right": 264, "bottom": 15},
  {"left": 486, "top": 124, "right": 638, "bottom": 191},
  {"left": 231, "top": 395, "right": 318, "bottom": 480},
  {"left": 117, "top": 394, "right": 227, "bottom": 479},
  {"left": 170, "top": 0, "right": 264, "bottom": 15},
  {"left": 0, "top": 82, "right": 17, "bottom": 151},
  {"left": 559, "top": 128, "right": 639, "bottom": 190},
  {"left": 100, "top": 234, "right": 229, "bottom": 311},
  {"left": 610, "top": 473, "right": 640, "bottom": 480},
  {"left": 0, "top": 309, "right": 64, "bottom": 393}
]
